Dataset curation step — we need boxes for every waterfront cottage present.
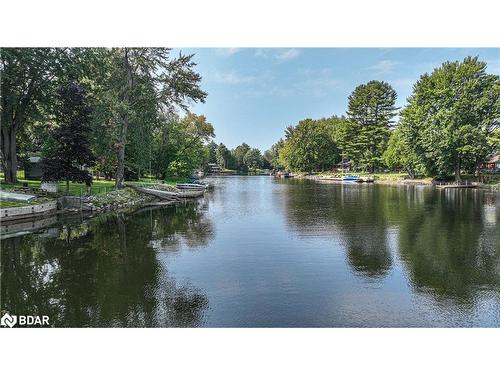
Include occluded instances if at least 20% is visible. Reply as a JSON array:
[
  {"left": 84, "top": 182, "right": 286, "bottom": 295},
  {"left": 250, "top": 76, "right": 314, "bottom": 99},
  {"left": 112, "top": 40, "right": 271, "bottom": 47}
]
[{"left": 480, "top": 154, "right": 500, "bottom": 172}]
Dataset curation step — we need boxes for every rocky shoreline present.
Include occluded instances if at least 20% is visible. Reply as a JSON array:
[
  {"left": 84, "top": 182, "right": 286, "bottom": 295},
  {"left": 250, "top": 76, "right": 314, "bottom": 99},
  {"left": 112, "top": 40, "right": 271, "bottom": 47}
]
[
  {"left": 2, "top": 184, "right": 202, "bottom": 222},
  {"left": 63, "top": 184, "right": 193, "bottom": 213}
]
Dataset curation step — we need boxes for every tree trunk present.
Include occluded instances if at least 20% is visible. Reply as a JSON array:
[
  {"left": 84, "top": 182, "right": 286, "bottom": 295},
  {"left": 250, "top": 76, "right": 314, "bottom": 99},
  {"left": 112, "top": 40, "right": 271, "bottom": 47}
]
[
  {"left": 1, "top": 124, "right": 18, "bottom": 183},
  {"left": 115, "top": 48, "right": 133, "bottom": 189},
  {"left": 454, "top": 159, "right": 461, "bottom": 183},
  {"left": 115, "top": 112, "right": 128, "bottom": 189}
]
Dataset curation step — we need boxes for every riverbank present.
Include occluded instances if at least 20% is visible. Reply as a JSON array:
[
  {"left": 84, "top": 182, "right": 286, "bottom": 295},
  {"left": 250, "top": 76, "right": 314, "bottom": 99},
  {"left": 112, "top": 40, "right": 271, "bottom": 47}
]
[
  {"left": 0, "top": 181, "right": 207, "bottom": 226},
  {"left": 297, "top": 172, "right": 433, "bottom": 185},
  {"left": 294, "top": 172, "right": 500, "bottom": 189}
]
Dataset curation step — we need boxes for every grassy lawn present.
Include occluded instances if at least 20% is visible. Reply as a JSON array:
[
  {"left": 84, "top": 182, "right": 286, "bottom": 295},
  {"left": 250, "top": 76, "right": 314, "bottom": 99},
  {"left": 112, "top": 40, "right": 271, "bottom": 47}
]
[
  {"left": 0, "top": 200, "right": 35, "bottom": 209},
  {"left": 1, "top": 175, "right": 116, "bottom": 196},
  {"left": 0, "top": 170, "right": 190, "bottom": 198}
]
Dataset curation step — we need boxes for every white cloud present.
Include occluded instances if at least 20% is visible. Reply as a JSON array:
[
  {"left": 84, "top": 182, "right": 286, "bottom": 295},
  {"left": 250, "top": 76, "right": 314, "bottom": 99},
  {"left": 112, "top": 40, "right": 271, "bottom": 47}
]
[
  {"left": 214, "top": 48, "right": 241, "bottom": 57},
  {"left": 368, "top": 59, "right": 400, "bottom": 74},
  {"left": 275, "top": 48, "right": 301, "bottom": 61},
  {"left": 241, "top": 68, "right": 341, "bottom": 98},
  {"left": 254, "top": 48, "right": 301, "bottom": 61},
  {"left": 212, "top": 71, "right": 255, "bottom": 84}
]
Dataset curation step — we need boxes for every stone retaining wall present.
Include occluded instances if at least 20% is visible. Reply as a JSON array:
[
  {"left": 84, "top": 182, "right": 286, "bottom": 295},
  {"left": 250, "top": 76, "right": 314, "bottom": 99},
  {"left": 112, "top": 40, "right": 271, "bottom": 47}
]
[
  {"left": 0, "top": 201, "right": 58, "bottom": 221},
  {"left": 1, "top": 215, "right": 58, "bottom": 237}
]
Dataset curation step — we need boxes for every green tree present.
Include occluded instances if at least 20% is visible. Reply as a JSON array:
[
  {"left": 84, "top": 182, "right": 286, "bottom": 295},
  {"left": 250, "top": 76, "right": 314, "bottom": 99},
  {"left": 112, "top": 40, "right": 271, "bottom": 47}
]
[
  {"left": 207, "top": 141, "right": 218, "bottom": 164},
  {"left": 488, "top": 126, "right": 500, "bottom": 151},
  {"left": 345, "top": 80, "right": 398, "bottom": 172},
  {"left": 400, "top": 57, "right": 499, "bottom": 181},
  {"left": 232, "top": 142, "right": 251, "bottom": 171},
  {"left": 267, "top": 139, "right": 285, "bottom": 170},
  {"left": 215, "top": 143, "right": 232, "bottom": 170},
  {"left": 0, "top": 48, "right": 97, "bottom": 183},
  {"left": 243, "top": 148, "right": 263, "bottom": 170},
  {"left": 263, "top": 149, "right": 273, "bottom": 169},
  {"left": 152, "top": 113, "right": 214, "bottom": 179},
  {"left": 278, "top": 119, "right": 338, "bottom": 172},
  {"left": 109, "top": 48, "right": 207, "bottom": 188},
  {"left": 41, "top": 81, "right": 96, "bottom": 191},
  {"left": 382, "top": 127, "right": 424, "bottom": 178},
  {"left": 167, "top": 113, "right": 214, "bottom": 177}
]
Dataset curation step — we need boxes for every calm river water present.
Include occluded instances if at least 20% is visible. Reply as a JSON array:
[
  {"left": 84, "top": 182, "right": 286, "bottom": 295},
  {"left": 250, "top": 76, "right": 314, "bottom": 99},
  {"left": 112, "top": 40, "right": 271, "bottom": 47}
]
[{"left": 1, "top": 176, "right": 499, "bottom": 327}]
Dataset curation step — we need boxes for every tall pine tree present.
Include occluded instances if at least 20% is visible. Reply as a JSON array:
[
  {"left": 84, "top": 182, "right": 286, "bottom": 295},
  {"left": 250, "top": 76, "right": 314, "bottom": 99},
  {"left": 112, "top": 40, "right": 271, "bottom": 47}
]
[
  {"left": 344, "top": 80, "right": 398, "bottom": 172},
  {"left": 41, "top": 81, "right": 96, "bottom": 191}
]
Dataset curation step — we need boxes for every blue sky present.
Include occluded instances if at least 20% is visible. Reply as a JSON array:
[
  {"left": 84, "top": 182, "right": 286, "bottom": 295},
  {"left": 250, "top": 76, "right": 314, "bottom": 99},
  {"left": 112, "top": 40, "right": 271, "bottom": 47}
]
[{"left": 175, "top": 48, "right": 500, "bottom": 151}]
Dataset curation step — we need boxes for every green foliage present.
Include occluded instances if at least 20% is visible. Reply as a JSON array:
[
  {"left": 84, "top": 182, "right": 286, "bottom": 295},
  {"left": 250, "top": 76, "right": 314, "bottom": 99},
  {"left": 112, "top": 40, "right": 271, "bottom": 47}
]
[
  {"left": 400, "top": 56, "right": 499, "bottom": 181},
  {"left": 232, "top": 143, "right": 251, "bottom": 171},
  {"left": 382, "top": 127, "right": 425, "bottom": 178},
  {"left": 215, "top": 143, "right": 234, "bottom": 169},
  {"left": 207, "top": 141, "right": 218, "bottom": 164},
  {"left": 345, "top": 80, "right": 398, "bottom": 172},
  {"left": 278, "top": 118, "right": 340, "bottom": 172},
  {"left": 243, "top": 148, "right": 263, "bottom": 170},
  {"left": 267, "top": 139, "right": 285, "bottom": 169},
  {"left": 488, "top": 127, "right": 500, "bottom": 150},
  {"left": 153, "top": 113, "right": 214, "bottom": 178},
  {"left": 41, "top": 81, "right": 96, "bottom": 187},
  {"left": 104, "top": 48, "right": 208, "bottom": 187},
  {"left": 0, "top": 48, "right": 101, "bottom": 183},
  {"left": 166, "top": 160, "right": 190, "bottom": 177}
]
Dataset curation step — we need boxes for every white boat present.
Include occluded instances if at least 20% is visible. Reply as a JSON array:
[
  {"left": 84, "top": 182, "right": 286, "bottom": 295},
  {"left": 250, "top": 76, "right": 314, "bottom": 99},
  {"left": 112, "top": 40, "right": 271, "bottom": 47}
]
[
  {"left": 0, "top": 190, "right": 37, "bottom": 202},
  {"left": 176, "top": 183, "right": 208, "bottom": 190},
  {"left": 342, "top": 175, "right": 362, "bottom": 182}
]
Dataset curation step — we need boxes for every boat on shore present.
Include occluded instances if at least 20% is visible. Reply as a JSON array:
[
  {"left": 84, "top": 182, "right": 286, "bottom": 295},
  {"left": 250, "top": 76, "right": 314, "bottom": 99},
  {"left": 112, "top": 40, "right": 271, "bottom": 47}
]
[
  {"left": 133, "top": 186, "right": 206, "bottom": 200},
  {"left": 176, "top": 182, "right": 208, "bottom": 190},
  {"left": 342, "top": 175, "right": 362, "bottom": 182},
  {"left": 177, "top": 190, "right": 205, "bottom": 198},
  {"left": 272, "top": 171, "right": 293, "bottom": 178}
]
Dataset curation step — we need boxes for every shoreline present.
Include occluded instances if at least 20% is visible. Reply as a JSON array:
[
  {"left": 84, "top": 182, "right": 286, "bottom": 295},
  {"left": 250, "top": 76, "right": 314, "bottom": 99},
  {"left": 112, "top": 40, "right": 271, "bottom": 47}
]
[
  {"left": 299, "top": 174, "right": 432, "bottom": 186},
  {"left": 294, "top": 173, "right": 499, "bottom": 190},
  {"left": 0, "top": 184, "right": 207, "bottom": 233}
]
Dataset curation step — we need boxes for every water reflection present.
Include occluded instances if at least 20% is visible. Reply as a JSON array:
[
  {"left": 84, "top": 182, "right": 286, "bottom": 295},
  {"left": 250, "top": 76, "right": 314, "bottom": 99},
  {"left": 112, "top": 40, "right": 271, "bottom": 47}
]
[
  {"left": 397, "top": 189, "right": 500, "bottom": 304},
  {"left": 282, "top": 181, "right": 393, "bottom": 279},
  {"left": 282, "top": 180, "right": 500, "bottom": 306},
  {"left": 1, "top": 201, "right": 213, "bottom": 327},
  {"left": 1, "top": 177, "right": 499, "bottom": 327}
]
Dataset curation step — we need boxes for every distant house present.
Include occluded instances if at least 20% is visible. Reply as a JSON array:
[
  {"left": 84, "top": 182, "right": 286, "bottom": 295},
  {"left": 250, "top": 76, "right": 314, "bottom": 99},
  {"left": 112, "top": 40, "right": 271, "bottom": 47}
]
[
  {"left": 207, "top": 163, "right": 222, "bottom": 173},
  {"left": 24, "top": 156, "right": 43, "bottom": 180},
  {"left": 480, "top": 154, "right": 500, "bottom": 172},
  {"left": 334, "top": 159, "right": 352, "bottom": 172}
]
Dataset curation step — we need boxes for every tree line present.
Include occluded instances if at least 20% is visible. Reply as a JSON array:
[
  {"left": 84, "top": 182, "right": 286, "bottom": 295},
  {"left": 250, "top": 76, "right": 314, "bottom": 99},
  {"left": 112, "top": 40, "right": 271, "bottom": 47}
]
[
  {"left": 208, "top": 141, "right": 271, "bottom": 171},
  {"left": 271, "top": 57, "right": 499, "bottom": 182},
  {"left": 1, "top": 48, "right": 212, "bottom": 188}
]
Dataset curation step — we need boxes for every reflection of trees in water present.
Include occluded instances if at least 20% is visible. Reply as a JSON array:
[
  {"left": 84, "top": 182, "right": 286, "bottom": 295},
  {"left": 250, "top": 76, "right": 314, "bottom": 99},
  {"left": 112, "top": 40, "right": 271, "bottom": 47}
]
[
  {"left": 283, "top": 182, "right": 500, "bottom": 303},
  {"left": 148, "top": 200, "right": 214, "bottom": 251},
  {"left": 397, "top": 189, "right": 500, "bottom": 305},
  {"left": 0, "top": 203, "right": 213, "bottom": 327},
  {"left": 283, "top": 182, "right": 393, "bottom": 279}
]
